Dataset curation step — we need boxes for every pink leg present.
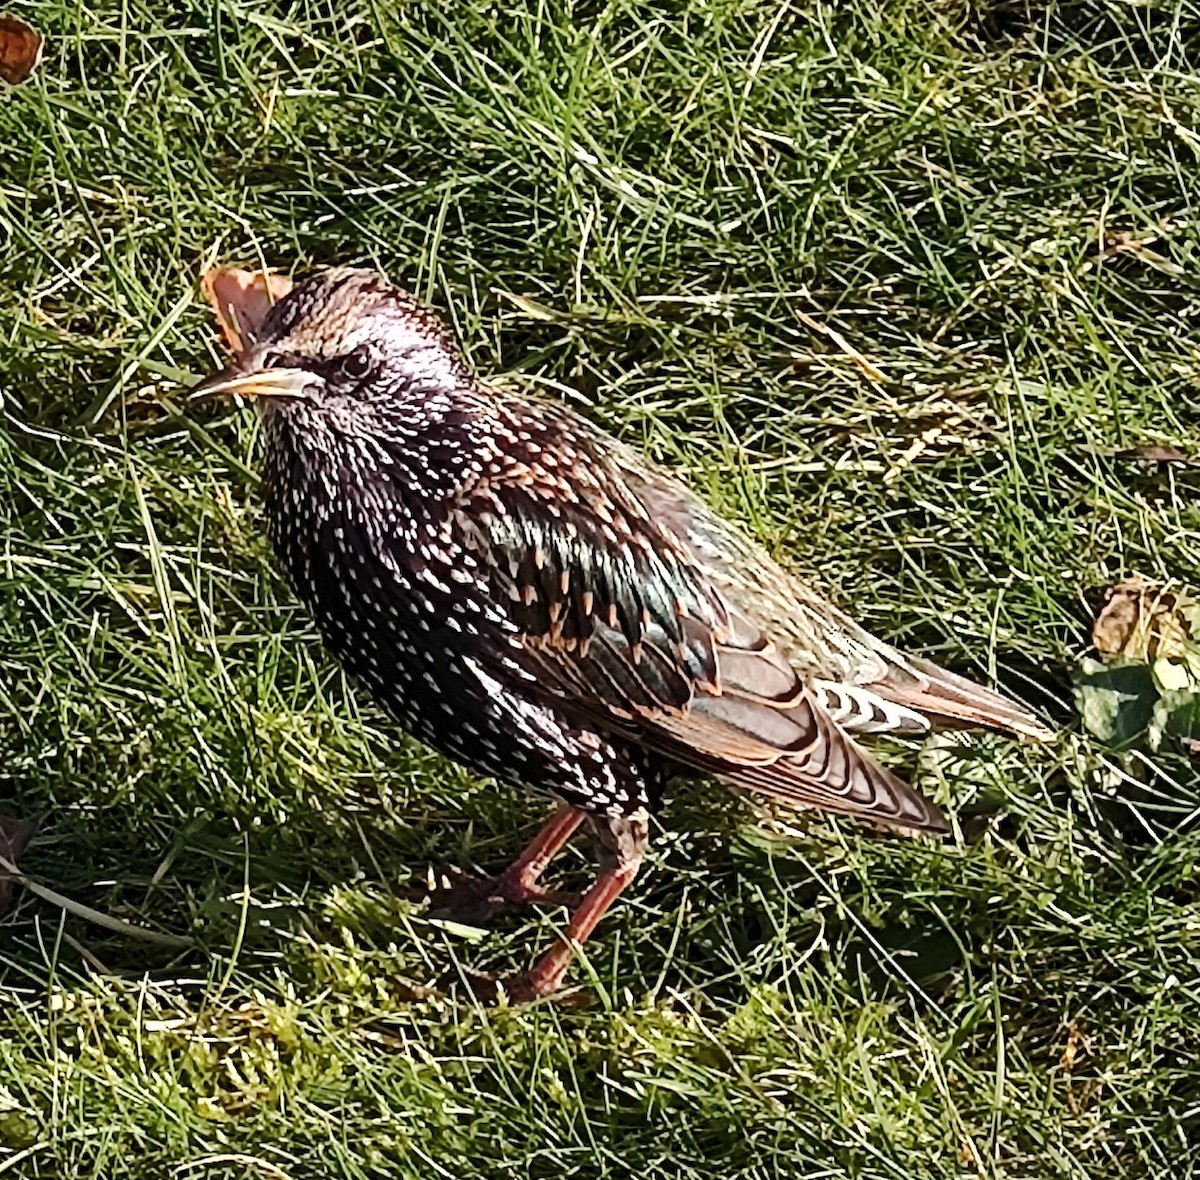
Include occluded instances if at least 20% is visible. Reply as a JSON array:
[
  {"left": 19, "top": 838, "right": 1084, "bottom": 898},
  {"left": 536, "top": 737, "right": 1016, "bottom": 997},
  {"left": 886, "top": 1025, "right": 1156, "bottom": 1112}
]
[
  {"left": 506, "top": 863, "right": 640, "bottom": 1000},
  {"left": 506, "top": 810, "right": 647, "bottom": 1001},
  {"left": 489, "top": 804, "right": 585, "bottom": 903}
]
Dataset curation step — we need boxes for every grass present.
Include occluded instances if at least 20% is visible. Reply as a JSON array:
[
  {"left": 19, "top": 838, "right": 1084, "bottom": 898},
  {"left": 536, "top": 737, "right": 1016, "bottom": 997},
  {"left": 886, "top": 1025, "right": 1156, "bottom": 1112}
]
[{"left": 2, "top": 0, "right": 1200, "bottom": 1175}]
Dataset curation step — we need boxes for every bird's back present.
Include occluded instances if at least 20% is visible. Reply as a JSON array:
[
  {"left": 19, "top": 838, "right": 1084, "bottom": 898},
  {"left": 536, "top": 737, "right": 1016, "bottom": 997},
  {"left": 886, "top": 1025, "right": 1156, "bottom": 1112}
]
[{"left": 437, "top": 389, "right": 1049, "bottom": 833}]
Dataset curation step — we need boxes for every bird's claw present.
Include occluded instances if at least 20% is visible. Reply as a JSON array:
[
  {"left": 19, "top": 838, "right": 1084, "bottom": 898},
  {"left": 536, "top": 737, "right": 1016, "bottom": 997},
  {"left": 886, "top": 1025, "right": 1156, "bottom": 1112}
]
[
  {"left": 444, "top": 968, "right": 593, "bottom": 1009},
  {"left": 413, "top": 867, "right": 581, "bottom": 924}
]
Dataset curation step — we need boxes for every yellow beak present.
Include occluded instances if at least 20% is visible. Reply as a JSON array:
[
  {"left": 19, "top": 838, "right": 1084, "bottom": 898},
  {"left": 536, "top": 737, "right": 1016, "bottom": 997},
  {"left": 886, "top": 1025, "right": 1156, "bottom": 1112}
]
[{"left": 188, "top": 366, "right": 312, "bottom": 402}]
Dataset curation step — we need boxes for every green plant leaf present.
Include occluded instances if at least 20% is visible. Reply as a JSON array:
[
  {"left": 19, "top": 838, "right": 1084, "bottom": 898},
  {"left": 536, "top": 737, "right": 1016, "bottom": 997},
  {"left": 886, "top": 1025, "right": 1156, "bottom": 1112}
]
[{"left": 1073, "top": 658, "right": 1159, "bottom": 746}]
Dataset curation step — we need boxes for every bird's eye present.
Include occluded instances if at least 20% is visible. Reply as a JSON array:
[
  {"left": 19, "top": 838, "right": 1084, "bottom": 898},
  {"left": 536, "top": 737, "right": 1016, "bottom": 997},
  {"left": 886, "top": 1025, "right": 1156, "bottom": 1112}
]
[{"left": 337, "top": 347, "right": 374, "bottom": 382}]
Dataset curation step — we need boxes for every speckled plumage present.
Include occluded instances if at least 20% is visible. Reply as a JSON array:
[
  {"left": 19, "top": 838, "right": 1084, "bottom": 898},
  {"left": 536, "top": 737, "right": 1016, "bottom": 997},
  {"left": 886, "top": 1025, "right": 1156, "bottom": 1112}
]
[
  {"left": 195, "top": 266, "right": 1051, "bottom": 997},
  {"left": 254, "top": 274, "right": 671, "bottom": 819}
]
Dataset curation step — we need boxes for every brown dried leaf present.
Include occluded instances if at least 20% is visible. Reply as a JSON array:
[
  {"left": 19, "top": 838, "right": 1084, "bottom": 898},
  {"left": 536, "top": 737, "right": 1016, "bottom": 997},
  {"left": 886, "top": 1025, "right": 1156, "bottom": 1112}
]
[
  {"left": 1115, "top": 444, "right": 1194, "bottom": 467},
  {"left": 202, "top": 266, "right": 294, "bottom": 355},
  {"left": 0, "top": 814, "right": 34, "bottom": 910},
  {"left": 1092, "top": 576, "right": 1195, "bottom": 663},
  {"left": 1060, "top": 1023, "right": 1088, "bottom": 1073},
  {"left": 1096, "top": 229, "right": 1186, "bottom": 277},
  {"left": 0, "top": 14, "right": 42, "bottom": 86}
]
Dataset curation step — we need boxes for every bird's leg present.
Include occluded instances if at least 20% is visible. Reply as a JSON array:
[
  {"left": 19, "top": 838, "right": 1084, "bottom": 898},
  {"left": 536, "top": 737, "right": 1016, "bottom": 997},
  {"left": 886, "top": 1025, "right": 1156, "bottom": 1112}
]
[
  {"left": 424, "top": 804, "right": 585, "bottom": 922},
  {"left": 506, "top": 810, "right": 648, "bottom": 1001},
  {"left": 486, "top": 803, "right": 586, "bottom": 905}
]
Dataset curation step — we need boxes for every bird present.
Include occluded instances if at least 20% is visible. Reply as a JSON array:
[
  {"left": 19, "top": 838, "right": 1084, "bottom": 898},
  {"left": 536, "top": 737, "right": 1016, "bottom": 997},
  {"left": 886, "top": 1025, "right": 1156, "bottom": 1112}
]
[{"left": 192, "top": 265, "right": 1051, "bottom": 1001}]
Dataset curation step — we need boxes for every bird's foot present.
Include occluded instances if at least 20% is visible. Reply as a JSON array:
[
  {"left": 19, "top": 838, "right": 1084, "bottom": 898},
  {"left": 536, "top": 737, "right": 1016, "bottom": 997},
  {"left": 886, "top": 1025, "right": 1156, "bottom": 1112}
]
[
  {"left": 418, "top": 866, "right": 581, "bottom": 925},
  {"left": 446, "top": 968, "right": 593, "bottom": 1009},
  {"left": 453, "top": 938, "right": 585, "bottom": 1006}
]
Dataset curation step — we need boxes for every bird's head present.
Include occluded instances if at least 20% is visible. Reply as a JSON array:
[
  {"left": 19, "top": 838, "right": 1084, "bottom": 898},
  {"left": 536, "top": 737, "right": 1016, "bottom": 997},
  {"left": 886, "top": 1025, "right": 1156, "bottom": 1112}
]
[{"left": 191, "top": 267, "right": 468, "bottom": 425}]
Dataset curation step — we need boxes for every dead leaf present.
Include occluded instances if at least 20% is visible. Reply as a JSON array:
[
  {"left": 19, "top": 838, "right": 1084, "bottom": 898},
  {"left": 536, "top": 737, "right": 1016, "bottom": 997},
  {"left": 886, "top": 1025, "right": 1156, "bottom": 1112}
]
[
  {"left": 956, "top": 1139, "right": 981, "bottom": 1170},
  {"left": 202, "top": 266, "right": 294, "bottom": 355},
  {"left": 1094, "top": 229, "right": 1186, "bottom": 277},
  {"left": 1115, "top": 444, "right": 1195, "bottom": 467},
  {"left": 1060, "top": 1023, "right": 1088, "bottom": 1073},
  {"left": 0, "top": 814, "right": 33, "bottom": 910},
  {"left": 0, "top": 14, "right": 41, "bottom": 86},
  {"left": 1092, "top": 576, "right": 1196, "bottom": 663}
]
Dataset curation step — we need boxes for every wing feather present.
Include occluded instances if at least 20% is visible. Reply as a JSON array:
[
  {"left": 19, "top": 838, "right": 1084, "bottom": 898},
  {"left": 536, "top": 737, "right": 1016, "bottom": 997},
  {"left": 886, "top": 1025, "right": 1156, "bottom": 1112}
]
[
  {"left": 621, "top": 465, "right": 1050, "bottom": 742},
  {"left": 452, "top": 401, "right": 954, "bottom": 834}
]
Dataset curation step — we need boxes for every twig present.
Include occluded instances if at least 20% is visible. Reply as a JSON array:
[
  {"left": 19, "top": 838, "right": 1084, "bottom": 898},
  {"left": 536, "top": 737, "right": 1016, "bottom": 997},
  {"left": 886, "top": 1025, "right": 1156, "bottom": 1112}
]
[{"left": 0, "top": 854, "right": 192, "bottom": 949}]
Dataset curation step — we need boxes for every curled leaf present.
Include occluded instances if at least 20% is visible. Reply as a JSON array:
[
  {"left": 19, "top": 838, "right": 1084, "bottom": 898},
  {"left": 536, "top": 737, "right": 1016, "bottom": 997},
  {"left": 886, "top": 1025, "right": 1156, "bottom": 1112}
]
[
  {"left": 0, "top": 14, "right": 41, "bottom": 86},
  {"left": 202, "top": 266, "right": 294, "bottom": 355}
]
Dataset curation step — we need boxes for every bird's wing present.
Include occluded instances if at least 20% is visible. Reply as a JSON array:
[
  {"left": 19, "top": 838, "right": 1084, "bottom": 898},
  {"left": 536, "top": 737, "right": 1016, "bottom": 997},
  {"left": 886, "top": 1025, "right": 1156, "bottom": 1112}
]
[
  {"left": 453, "top": 409, "right": 946, "bottom": 834},
  {"left": 626, "top": 464, "right": 1053, "bottom": 741}
]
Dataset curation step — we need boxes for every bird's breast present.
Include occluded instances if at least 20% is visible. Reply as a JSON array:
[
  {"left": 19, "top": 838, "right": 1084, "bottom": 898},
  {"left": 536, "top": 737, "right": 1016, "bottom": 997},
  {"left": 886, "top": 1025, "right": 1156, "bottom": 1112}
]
[{"left": 263, "top": 433, "right": 519, "bottom": 714}]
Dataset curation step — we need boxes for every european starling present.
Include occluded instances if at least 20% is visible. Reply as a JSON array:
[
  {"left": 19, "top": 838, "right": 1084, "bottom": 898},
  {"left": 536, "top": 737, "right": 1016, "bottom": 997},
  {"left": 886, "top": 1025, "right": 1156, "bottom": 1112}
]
[{"left": 194, "top": 266, "right": 1051, "bottom": 1000}]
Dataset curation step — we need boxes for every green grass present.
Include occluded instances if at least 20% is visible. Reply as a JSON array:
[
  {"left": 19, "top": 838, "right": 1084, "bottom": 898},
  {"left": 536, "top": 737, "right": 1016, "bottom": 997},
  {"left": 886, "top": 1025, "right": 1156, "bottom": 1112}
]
[{"left": 2, "top": 0, "right": 1199, "bottom": 1175}]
